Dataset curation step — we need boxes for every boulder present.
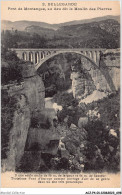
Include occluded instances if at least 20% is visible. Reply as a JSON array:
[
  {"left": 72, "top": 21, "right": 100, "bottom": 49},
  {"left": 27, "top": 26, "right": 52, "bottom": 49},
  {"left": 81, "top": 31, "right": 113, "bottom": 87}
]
[
  {"left": 70, "top": 123, "right": 77, "bottom": 130},
  {"left": 79, "top": 156, "right": 84, "bottom": 163},
  {"left": 58, "top": 139, "right": 66, "bottom": 150},
  {"left": 80, "top": 164, "right": 84, "bottom": 169},
  {"left": 64, "top": 116, "right": 69, "bottom": 123},
  {"left": 109, "top": 129, "right": 117, "bottom": 138},
  {"left": 67, "top": 106, "right": 73, "bottom": 110},
  {"left": 53, "top": 103, "right": 62, "bottom": 111},
  {"left": 78, "top": 117, "right": 88, "bottom": 128}
]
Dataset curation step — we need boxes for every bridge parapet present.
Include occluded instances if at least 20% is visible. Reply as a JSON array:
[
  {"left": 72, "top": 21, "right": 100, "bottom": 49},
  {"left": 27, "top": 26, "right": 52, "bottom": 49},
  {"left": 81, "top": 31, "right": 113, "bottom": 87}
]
[{"left": 10, "top": 48, "right": 106, "bottom": 69}]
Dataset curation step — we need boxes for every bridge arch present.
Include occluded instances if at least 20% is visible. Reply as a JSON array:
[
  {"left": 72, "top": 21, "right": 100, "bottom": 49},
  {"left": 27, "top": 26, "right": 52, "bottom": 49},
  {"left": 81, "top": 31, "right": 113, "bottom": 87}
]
[
  {"left": 36, "top": 50, "right": 116, "bottom": 92},
  {"left": 36, "top": 50, "right": 99, "bottom": 70}
]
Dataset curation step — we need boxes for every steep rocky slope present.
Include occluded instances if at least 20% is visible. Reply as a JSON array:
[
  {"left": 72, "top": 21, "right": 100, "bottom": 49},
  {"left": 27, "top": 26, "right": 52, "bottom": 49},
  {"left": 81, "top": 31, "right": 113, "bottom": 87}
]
[{"left": 1, "top": 63, "right": 45, "bottom": 171}]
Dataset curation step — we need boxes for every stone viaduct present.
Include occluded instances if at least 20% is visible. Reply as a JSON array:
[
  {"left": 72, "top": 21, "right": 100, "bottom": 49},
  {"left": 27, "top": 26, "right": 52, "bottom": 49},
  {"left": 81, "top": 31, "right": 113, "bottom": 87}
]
[
  {"left": 10, "top": 48, "right": 120, "bottom": 92},
  {"left": 10, "top": 48, "right": 106, "bottom": 69}
]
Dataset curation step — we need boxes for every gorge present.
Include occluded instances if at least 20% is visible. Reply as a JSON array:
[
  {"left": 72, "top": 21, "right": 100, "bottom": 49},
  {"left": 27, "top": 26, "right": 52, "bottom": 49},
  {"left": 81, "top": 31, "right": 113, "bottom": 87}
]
[
  {"left": 1, "top": 49, "right": 120, "bottom": 173},
  {"left": 1, "top": 16, "right": 120, "bottom": 173}
]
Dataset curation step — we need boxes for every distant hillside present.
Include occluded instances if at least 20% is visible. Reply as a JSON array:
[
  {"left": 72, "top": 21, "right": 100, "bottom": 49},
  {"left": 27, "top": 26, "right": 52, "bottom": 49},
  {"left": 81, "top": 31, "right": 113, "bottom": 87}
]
[
  {"left": 50, "top": 19, "right": 120, "bottom": 48},
  {"left": 2, "top": 15, "right": 120, "bottom": 31},
  {"left": 58, "top": 15, "right": 120, "bottom": 27},
  {"left": 1, "top": 17, "right": 120, "bottom": 49},
  {"left": 25, "top": 25, "right": 55, "bottom": 38},
  {"left": 1, "top": 20, "right": 58, "bottom": 31}
]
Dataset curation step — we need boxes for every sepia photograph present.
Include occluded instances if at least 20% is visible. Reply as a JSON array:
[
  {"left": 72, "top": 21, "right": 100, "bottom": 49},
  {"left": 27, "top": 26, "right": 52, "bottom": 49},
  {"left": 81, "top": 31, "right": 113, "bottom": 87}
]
[{"left": 1, "top": 0, "right": 121, "bottom": 189}]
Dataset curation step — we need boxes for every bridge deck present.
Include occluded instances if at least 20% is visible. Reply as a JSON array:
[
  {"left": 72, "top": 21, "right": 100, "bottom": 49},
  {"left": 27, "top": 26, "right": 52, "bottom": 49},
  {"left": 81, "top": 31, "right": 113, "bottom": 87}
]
[{"left": 10, "top": 48, "right": 106, "bottom": 51}]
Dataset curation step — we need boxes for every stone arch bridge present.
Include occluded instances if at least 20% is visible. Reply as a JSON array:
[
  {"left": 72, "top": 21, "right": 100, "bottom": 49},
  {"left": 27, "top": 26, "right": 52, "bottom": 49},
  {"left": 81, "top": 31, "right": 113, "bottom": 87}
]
[
  {"left": 10, "top": 48, "right": 119, "bottom": 92},
  {"left": 10, "top": 48, "right": 106, "bottom": 70}
]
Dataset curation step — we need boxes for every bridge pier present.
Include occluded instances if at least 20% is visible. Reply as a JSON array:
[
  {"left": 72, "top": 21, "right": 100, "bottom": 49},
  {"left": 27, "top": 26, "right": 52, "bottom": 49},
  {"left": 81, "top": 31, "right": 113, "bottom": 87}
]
[
  {"left": 32, "top": 52, "right": 36, "bottom": 64},
  {"left": 83, "top": 51, "right": 87, "bottom": 56},
  {"left": 96, "top": 51, "right": 100, "bottom": 65},
  {"left": 26, "top": 51, "right": 30, "bottom": 61},
  {"left": 89, "top": 51, "right": 92, "bottom": 58},
  {"left": 93, "top": 51, "right": 97, "bottom": 63},
  {"left": 29, "top": 52, "right": 33, "bottom": 62},
  {"left": 22, "top": 52, "right": 27, "bottom": 61},
  {"left": 35, "top": 52, "right": 39, "bottom": 64},
  {"left": 39, "top": 51, "right": 44, "bottom": 60}
]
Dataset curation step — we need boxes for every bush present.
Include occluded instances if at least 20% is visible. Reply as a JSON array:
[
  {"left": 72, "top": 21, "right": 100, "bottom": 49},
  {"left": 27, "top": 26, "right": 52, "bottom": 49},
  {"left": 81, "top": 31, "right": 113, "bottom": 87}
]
[
  {"left": 1, "top": 48, "right": 23, "bottom": 84},
  {"left": 84, "top": 120, "right": 120, "bottom": 172},
  {"left": 54, "top": 92, "right": 78, "bottom": 107}
]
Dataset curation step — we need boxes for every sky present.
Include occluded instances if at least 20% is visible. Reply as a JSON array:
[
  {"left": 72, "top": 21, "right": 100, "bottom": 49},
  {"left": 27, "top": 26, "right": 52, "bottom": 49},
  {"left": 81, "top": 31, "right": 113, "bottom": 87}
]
[{"left": 1, "top": 1, "right": 120, "bottom": 24}]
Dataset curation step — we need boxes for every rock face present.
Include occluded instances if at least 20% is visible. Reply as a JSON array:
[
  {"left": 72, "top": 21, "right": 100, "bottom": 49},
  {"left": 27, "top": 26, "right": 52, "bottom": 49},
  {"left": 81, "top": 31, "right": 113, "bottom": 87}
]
[
  {"left": 21, "top": 63, "right": 45, "bottom": 115},
  {"left": 25, "top": 128, "right": 60, "bottom": 154},
  {"left": 101, "top": 50, "right": 120, "bottom": 91},
  {"left": 70, "top": 71, "right": 96, "bottom": 100},
  {"left": 70, "top": 59, "right": 96, "bottom": 100},
  {"left": 81, "top": 50, "right": 120, "bottom": 93},
  {"left": 1, "top": 63, "right": 45, "bottom": 171},
  {"left": 7, "top": 95, "right": 31, "bottom": 170}
]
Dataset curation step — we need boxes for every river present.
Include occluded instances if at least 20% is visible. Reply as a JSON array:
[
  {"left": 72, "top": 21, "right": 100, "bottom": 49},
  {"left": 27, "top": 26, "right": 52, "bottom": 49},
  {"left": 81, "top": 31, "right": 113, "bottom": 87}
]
[{"left": 44, "top": 97, "right": 62, "bottom": 122}]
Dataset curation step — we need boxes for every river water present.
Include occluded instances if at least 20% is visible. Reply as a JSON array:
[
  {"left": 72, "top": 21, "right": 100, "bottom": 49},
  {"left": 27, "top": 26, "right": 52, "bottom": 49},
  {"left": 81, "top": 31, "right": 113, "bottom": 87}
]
[{"left": 44, "top": 97, "right": 62, "bottom": 122}]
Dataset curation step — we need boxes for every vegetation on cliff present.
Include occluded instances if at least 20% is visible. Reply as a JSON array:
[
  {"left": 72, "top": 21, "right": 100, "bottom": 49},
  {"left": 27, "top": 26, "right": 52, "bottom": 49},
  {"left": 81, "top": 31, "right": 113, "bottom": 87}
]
[
  {"left": 1, "top": 19, "right": 120, "bottom": 49},
  {"left": 85, "top": 90, "right": 120, "bottom": 130},
  {"left": 1, "top": 46, "right": 23, "bottom": 158},
  {"left": 85, "top": 120, "right": 120, "bottom": 172},
  {"left": 1, "top": 47, "right": 23, "bottom": 85},
  {"left": 52, "top": 90, "right": 120, "bottom": 172}
]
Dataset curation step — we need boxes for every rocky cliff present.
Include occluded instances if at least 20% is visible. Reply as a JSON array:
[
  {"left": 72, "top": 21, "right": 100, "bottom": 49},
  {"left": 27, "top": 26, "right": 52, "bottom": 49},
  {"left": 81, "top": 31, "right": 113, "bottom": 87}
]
[
  {"left": 1, "top": 63, "right": 45, "bottom": 171},
  {"left": 80, "top": 50, "right": 120, "bottom": 93},
  {"left": 5, "top": 94, "right": 30, "bottom": 171},
  {"left": 71, "top": 71, "right": 96, "bottom": 100},
  {"left": 100, "top": 50, "right": 120, "bottom": 91},
  {"left": 70, "top": 59, "right": 96, "bottom": 100}
]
